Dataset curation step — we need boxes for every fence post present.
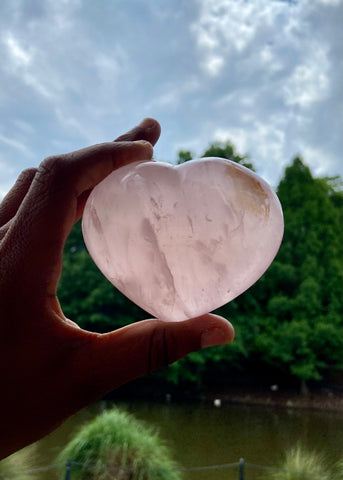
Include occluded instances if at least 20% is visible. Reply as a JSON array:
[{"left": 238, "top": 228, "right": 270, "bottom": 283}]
[
  {"left": 239, "top": 458, "right": 245, "bottom": 480},
  {"left": 64, "top": 459, "right": 72, "bottom": 480}
]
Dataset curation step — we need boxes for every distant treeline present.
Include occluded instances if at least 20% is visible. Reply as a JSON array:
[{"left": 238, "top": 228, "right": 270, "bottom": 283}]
[{"left": 58, "top": 141, "right": 343, "bottom": 394}]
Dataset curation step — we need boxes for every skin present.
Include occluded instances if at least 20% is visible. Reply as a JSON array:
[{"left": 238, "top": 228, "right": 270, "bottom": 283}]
[{"left": 0, "top": 118, "right": 234, "bottom": 459}]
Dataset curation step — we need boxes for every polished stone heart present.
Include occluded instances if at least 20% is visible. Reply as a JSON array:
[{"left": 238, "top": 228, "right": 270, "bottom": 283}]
[{"left": 82, "top": 158, "right": 284, "bottom": 322}]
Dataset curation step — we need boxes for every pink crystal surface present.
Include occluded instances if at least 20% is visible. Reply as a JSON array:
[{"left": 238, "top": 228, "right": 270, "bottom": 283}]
[{"left": 82, "top": 158, "right": 284, "bottom": 322}]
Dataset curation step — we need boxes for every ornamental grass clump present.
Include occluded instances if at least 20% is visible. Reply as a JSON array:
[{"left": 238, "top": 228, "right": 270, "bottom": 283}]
[
  {"left": 262, "top": 443, "right": 330, "bottom": 480},
  {"left": 335, "top": 457, "right": 343, "bottom": 477},
  {"left": 57, "top": 408, "right": 182, "bottom": 480}
]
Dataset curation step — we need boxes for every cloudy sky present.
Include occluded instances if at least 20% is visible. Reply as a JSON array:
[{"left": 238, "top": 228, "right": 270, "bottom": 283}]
[{"left": 0, "top": 0, "right": 342, "bottom": 199}]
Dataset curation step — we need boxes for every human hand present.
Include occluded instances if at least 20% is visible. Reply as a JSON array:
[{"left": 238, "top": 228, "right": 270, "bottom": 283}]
[{"left": 0, "top": 118, "right": 234, "bottom": 459}]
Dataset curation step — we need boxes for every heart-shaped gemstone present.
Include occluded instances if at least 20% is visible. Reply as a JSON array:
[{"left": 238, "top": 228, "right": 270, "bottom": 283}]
[{"left": 82, "top": 158, "right": 284, "bottom": 322}]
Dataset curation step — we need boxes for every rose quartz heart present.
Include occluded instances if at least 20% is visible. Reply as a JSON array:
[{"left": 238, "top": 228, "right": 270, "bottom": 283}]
[{"left": 82, "top": 158, "right": 284, "bottom": 322}]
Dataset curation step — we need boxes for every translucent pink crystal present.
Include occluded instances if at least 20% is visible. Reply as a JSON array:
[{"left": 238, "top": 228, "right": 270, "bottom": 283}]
[{"left": 82, "top": 158, "right": 284, "bottom": 322}]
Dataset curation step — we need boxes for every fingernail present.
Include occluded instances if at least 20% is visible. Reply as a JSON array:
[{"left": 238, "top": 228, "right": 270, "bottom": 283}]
[
  {"left": 201, "top": 327, "right": 229, "bottom": 349},
  {"left": 138, "top": 118, "right": 156, "bottom": 130}
]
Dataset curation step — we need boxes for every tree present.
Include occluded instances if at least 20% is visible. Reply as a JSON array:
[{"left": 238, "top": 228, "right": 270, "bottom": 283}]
[
  {"left": 254, "top": 157, "right": 343, "bottom": 392},
  {"left": 177, "top": 149, "right": 193, "bottom": 164},
  {"left": 202, "top": 140, "right": 255, "bottom": 171},
  {"left": 177, "top": 140, "right": 254, "bottom": 170},
  {"left": 202, "top": 156, "right": 343, "bottom": 393}
]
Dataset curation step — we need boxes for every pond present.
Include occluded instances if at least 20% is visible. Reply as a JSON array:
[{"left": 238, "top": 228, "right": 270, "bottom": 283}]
[{"left": 1, "top": 401, "right": 342, "bottom": 479}]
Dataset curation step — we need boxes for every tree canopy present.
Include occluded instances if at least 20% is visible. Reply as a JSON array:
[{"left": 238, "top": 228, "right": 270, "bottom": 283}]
[{"left": 177, "top": 140, "right": 255, "bottom": 170}]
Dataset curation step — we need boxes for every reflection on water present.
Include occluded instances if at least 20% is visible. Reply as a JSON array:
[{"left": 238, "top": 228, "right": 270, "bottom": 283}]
[{"left": 1, "top": 401, "right": 342, "bottom": 480}]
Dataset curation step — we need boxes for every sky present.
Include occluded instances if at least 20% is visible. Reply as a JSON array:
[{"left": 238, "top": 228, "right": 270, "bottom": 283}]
[{"left": 0, "top": 0, "right": 342, "bottom": 199}]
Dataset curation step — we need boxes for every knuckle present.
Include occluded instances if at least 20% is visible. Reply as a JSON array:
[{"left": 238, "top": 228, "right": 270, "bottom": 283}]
[
  {"left": 18, "top": 167, "right": 37, "bottom": 182},
  {"left": 39, "top": 155, "right": 64, "bottom": 176},
  {"left": 36, "top": 154, "right": 70, "bottom": 192}
]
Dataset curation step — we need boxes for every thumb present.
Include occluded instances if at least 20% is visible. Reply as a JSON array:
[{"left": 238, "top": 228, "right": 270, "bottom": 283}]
[{"left": 75, "top": 314, "right": 234, "bottom": 403}]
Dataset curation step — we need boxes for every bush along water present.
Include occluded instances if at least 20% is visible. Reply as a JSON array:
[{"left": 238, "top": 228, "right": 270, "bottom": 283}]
[
  {"left": 261, "top": 443, "right": 331, "bottom": 480},
  {"left": 57, "top": 408, "right": 182, "bottom": 480},
  {"left": 335, "top": 457, "right": 343, "bottom": 477}
]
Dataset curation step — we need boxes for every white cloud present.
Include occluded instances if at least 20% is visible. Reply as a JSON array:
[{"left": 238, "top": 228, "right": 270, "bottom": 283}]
[
  {"left": 0, "top": 158, "right": 16, "bottom": 201},
  {"left": 298, "top": 145, "right": 338, "bottom": 178},
  {"left": 259, "top": 44, "right": 283, "bottom": 74},
  {"left": 283, "top": 45, "right": 330, "bottom": 108},
  {"left": 4, "top": 33, "right": 32, "bottom": 66},
  {"left": 23, "top": 72, "right": 55, "bottom": 99},
  {"left": 0, "top": 133, "right": 32, "bottom": 156},
  {"left": 316, "top": 0, "right": 342, "bottom": 5},
  {"left": 191, "top": 0, "right": 287, "bottom": 74},
  {"left": 44, "top": 0, "right": 81, "bottom": 30},
  {"left": 94, "top": 51, "right": 125, "bottom": 81},
  {"left": 146, "top": 77, "right": 201, "bottom": 110},
  {"left": 2, "top": 32, "right": 63, "bottom": 102},
  {"left": 213, "top": 119, "right": 287, "bottom": 185},
  {"left": 0, "top": 0, "right": 341, "bottom": 198},
  {"left": 12, "top": 119, "right": 35, "bottom": 135},
  {"left": 204, "top": 56, "right": 225, "bottom": 76}
]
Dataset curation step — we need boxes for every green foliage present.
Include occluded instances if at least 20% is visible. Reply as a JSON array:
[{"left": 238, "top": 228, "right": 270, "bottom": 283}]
[
  {"left": 254, "top": 157, "right": 343, "bottom": 386},
  {"left": 335, "top": 457, "right": 343, "bottom": 477},
  {"left": 177, "top": 140, "right": 255, "bottom": 171},
  {"left": 202, "top": 140, "right": 255, "bottom": 171},
  {"left": 57, "top": 409, "right": 182, "bottom": 480},
  {"left": 177, "top": 149, "right": 193, "bottom": 164},
  {"left": 256, "top": 319, "right": 323, "bottom": 381},
  {"left": 208, "top": 155, "right": 343, "bottom": 388},
  {"left": 262, "top": 443, "right": 330, "bottom": 480}
]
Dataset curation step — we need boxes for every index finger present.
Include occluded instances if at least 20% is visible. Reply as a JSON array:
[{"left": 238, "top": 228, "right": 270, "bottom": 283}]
[
  {"left": 114, "top": 118, "right": 161, "bottom": 145},
  {"left": 5, "top": 140, "right": 153, "bottom": 297}
]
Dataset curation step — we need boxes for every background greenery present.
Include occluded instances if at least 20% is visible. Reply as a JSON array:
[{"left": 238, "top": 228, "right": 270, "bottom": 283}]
[{"left": 58, "top": 141, "right": 343, "bottom": 394}]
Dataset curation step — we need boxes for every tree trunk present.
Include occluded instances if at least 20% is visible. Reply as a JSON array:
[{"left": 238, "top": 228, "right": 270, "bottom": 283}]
[{"left": 300, "top": 379, "right": 309, "bottom": 396}]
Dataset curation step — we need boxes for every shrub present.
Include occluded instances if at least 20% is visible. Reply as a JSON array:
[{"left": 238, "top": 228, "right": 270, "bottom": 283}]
[
  {"left": 57, "top": 408, "right": 182, "bottom": 480},
  {"left": 335, "top": 457, "right": 343, "bottom": 477},
  {"left": 262, "top": 443, "right": 330, "bottom": 480}
]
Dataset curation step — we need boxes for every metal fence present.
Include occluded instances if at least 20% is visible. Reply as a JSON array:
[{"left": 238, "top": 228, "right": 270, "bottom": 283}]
[{"left": 1, "top": 458, "right": 343, "bottom": 479}]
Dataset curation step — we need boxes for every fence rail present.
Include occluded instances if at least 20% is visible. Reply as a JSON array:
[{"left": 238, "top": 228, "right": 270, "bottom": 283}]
[{"left": 1, "top": 458, "right": 343, "bottom": 479}]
